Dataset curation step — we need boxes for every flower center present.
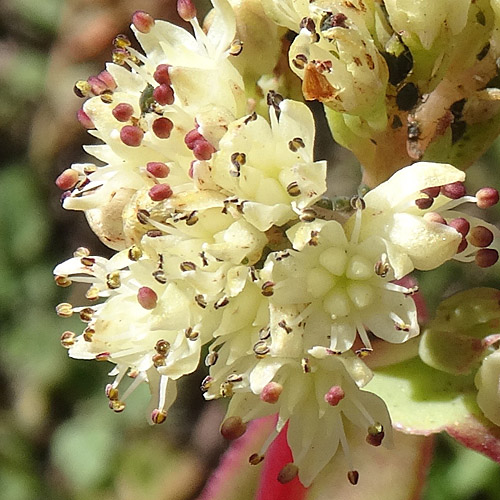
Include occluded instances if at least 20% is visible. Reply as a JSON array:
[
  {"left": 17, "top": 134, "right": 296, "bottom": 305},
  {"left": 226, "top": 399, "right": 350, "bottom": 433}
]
[{"left": 306, "top": 247, "right": 375, "bottom": 319}]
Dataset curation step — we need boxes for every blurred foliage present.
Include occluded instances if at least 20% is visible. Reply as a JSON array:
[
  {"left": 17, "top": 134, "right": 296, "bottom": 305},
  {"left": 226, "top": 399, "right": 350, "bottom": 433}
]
[{"left": 0, "top": 0, "right": 499, "bottom": 499}]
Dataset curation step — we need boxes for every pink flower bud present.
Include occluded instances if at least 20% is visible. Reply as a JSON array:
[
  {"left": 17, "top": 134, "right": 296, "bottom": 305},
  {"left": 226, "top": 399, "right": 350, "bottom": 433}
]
[{"left": 77, "top": 109, "right": 95, "bottom": 129}]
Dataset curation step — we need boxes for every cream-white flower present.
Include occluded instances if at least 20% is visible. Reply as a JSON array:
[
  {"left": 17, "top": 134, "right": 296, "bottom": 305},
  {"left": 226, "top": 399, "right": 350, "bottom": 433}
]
[
  {"left": 59, "top": 0, "right": 247, "bottom": 249},
  {"left": 350, "top": 162, "right": 499, "bottom": 278},
  {"left": 210, "top": 98, "right": 327, "bottom": 231},
  {"left": 264, "top": 219, "right": 419, "bottom": 352},
  {"left": 206, "top": 346, "right": 392, "bottom": 487},
  {"left": 54, "top": 244, "right": 224, "bottom": 422}
]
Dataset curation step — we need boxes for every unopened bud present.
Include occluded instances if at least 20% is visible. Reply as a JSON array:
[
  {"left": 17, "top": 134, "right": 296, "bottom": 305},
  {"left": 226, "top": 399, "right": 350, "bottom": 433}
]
[{"left": 77, "top": 109, "right": 95, "bottom": 129}]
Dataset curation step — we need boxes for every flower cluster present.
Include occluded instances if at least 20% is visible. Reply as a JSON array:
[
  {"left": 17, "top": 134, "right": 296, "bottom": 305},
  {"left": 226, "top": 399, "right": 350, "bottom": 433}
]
[{"left": 55, "top": 0, "right": 500, "bottom": 490}]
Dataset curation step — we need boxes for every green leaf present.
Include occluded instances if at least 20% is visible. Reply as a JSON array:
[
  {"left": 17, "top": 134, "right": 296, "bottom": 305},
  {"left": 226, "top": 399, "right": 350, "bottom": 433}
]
[{"left": 367, "top": 357, "right": 478, "bottom": 435}]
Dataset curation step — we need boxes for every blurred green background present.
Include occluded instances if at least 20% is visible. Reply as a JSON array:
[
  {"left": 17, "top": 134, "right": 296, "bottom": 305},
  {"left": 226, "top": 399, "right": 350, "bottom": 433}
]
[{"left": 0, "top": 0, "right": 499, "bottom": 499}]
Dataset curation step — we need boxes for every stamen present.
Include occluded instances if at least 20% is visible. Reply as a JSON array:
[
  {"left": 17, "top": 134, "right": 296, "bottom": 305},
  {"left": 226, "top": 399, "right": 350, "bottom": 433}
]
[
  {"left": 132, "top": 11, "right": 155, "bottom": 33},
  {"left": 325, "top": 385, "right": 345, "bottom": 406},
  {"left": 476, "top": 248, "right": 499, "bottom": 267},
  {"left": 112, "top": 103, "right": 134, "bottom": 122},
  {"left": 260, "top": 382, "right": 283, "bottom": 403},
  {"left": 120, "top": 125, "right": 144, "bottom": 146},
  {"left": 469, "top": 226, "right": 494, "bottom": 247},
  {"left": 277, "top": 463, "right": 299, "bottom": 484},
  {"left": 137, "top": 287, "right": 158, "bottom": 309},
  {"left": 220, "top": 416, "right": 247, "bottom": 441},
  {"left": 356, "top": 321, "right": 372, "bottom": 349},
  {"left": 152, "top": 117, "right": 174, "bottom": 139}
]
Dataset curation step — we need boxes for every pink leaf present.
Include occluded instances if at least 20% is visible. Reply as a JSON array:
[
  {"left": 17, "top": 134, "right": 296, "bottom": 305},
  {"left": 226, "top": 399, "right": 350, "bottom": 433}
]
[{"left": 256, "top": 422, "right": 308, "bottom": 500}]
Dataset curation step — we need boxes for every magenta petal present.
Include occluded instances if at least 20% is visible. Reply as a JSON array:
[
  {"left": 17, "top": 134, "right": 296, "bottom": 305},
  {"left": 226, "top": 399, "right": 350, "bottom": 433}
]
[
  {"left": 256, "top": 422, "right": 308, "bottom": 500},
  {"left": 197, "top": 415, "right": 276, "bottom": 500}
]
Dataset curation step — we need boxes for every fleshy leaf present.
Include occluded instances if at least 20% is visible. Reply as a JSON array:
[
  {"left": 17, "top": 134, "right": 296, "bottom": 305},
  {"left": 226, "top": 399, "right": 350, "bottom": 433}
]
[
  {"left": 367, "top": 356, "right": 500, "bottom": 463},
  {"left": 419, "top": 288, "right": 500, "bottom": 374},
  {"left": 367, "top": 356, "right": 478, "bottom": 436}
]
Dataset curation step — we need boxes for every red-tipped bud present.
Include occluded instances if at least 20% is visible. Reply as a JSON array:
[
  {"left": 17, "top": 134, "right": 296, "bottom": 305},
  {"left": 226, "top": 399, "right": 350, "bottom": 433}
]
[
  {"left": 148, "top": 183, "right": 173, "bottom": 201},
  {"left": 120, "top": 125, "right": 144, "bottom": 146},
  {"left": 469, "top": 226, "right": 494, "bottom": 248},
  {"left": 153, "top": 84, "right": 175, "bottom": 105},
  {"left": 449, "top": 217, "right": 470, "bottom": 237},
  {"left": 132, "top": 11, "right": 155, "bottom": 33},
  {"left": 220, "top": 416, "right": 246, "bottom": 441},
  {"left": 137, "top": 286, "right": 158, "bottom": 309},
  {"left": 153, "top": 64, "right": 172, "bottom": 86},
  {"left": 56, "top": 169, "right": 79, "bottom": 190},
  {"left": 441, "top": 181, "right": 466, "bottom": 199},
  {"left": 87, "top": 75, "right": 108, "bottom": 95},
  {"left": 324, "top": 385, "right": 345, "bottom": 406},
  {"left": 97, "top": 70, "right": 116, "bottom": 90},
  {"left": 112, "top": 103, "right": 134, "bottom": 122},
  {"left": 476, "top": 248, "right": 499, "bottom": 268},
  {"left": 152, "top": 117, "right": 174, "bottom": 139},
  {"left": 260, "top": 382, "right": 283, "bottom": 403},
  {"left": 77, "top": 109, "right": 95, "bottom": 129},
  {"left": 177, "top": 0, "right": 197, "bottom": 21},
  {"left": 146, "top": 162, "right": 170, "bottom": 178},
  {"left": 476, "top": 187, "right": 499, "bottom": 209}
]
